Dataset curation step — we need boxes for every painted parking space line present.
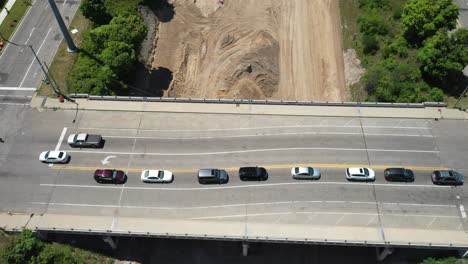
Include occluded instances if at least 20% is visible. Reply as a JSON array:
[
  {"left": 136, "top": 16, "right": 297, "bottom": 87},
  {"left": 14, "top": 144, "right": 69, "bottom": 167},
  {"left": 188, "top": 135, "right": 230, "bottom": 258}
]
[
  {"left": 39, "top": 181, "right": 452, "bottom": 190},
  {"left": 63, "top": 147, "right": 440, "bottom": 157},
  {"left": 55, "top": 127, "right": 67, "bottom": 151},
  {"left": 31, "top": 201, "right": 456, "bottom": 210},
  {"left": 0, "top": 87, "right": 36, "bottom": 91},
  {"left": 50, "top": 163, "right": 448, "bottom": 173}
]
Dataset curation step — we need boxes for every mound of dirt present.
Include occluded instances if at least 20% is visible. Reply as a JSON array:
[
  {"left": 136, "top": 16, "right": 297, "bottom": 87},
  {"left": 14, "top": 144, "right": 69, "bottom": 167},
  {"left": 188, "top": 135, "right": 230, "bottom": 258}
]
[{"left": 149, "top": 0, "right": 348, "bottom": 101}]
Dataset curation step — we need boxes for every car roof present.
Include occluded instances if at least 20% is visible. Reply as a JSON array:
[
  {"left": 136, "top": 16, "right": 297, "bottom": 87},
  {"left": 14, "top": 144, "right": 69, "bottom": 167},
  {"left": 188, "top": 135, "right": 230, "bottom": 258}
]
[
  {"left": 297, "top": 167, "right": 310, "bottom": 174},
  {"left": 348, "top": 168, "right": 366, "bottom": 175},
  {"left": 47, "top": 151, "right": 63, "bottom": 158},
  {"left": 76, "top": 134, "right": 87, "bottom": 141},
  {"left": 436, "top": 170, "right": 458, "bottom": 178},
  {"left": 199, "top": 169, "right": 216, "bottom": 177},
  {"left": 239, "top": 167, "right": 257, "bottom": 172},
  {"left": 386, "top": 168, "right": 405, "bottom": 174}
]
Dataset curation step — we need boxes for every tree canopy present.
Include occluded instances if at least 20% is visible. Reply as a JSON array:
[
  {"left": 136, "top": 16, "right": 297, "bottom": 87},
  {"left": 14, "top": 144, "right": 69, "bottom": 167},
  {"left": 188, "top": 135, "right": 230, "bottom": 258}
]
[{"left": 401, "top": 0, "right": 459, "bottom": 45}]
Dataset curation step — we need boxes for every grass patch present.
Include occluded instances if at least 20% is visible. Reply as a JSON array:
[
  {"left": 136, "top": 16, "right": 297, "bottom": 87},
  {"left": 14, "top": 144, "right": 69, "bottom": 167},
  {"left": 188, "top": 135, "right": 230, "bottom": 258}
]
[
  {"left": 446, "top": 95, "right": 468, "bottom": 110},
  {"left": 37, "top": 9, "right": 90, "bottom": 97},
  {"left": 0, "top": 0, "right": 30, "bottom": 44},
  {"left": 339, "top": 0, "right": 360, "bottom": 51}
]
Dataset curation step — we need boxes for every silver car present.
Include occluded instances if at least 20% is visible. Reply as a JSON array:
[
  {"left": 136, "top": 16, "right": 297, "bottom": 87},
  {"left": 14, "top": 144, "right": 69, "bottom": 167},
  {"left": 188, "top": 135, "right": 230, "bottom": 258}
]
[{"left": 291, "top": 167, "right": 321, "bottom": 180}]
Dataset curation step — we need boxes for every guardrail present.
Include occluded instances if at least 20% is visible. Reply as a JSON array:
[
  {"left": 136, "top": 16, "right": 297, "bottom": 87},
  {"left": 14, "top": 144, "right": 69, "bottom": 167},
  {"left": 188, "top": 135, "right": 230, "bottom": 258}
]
[
  {"left": 0, "top": 226, "right": 461, "bottom": 249},
  {"left": 68, "top": 94, "right": 448, "bottom": 108}
]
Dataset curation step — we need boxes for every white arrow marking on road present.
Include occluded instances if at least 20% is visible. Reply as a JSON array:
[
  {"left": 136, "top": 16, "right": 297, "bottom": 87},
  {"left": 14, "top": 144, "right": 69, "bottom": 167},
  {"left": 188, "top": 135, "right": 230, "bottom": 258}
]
[{"left": 101, "top": 156, "right": 117, "bottom": 165}]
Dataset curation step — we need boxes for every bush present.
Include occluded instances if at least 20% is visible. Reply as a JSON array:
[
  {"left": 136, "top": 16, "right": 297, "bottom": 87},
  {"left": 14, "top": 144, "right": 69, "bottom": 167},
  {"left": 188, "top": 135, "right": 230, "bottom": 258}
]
[
  {"left": 2, "top": 230, "right": 44, "bottom": 264},
  {"left": 80, "top": 0, "right": 111, "bottom": 26},
  {"left": 362, "top": 34, "right": 380, "bottom": 54},
  {"left": 358, "top": 11, "right": 389, "bottom": 36}
]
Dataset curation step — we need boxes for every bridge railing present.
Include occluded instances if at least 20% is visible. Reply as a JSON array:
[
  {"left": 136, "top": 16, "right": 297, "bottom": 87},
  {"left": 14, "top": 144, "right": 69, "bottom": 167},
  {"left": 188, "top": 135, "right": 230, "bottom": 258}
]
[{"left": 68, "top": 94, "right": 447, "bottom": 108}]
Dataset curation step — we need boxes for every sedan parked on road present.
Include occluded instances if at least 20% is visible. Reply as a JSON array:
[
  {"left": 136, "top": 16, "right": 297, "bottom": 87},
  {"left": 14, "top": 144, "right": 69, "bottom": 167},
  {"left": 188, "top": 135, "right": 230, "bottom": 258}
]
[
  {"left": 141, "top": 170, "right": 174, "bottom": 183},
  {"left": 431, "top": 170, "right": 464, "bottom": 186},
  {"left": 384, "top": 168, "right": 414, "bottom": 182},
  {"left": 291, "top": 167, "right": 321, "bottom": 180},
  {"left": 346, "top": 167, "right": 375, "bottom": 182},
  {"left": 94, "top": 169, "right": 127, "bottom": 184},
  {"left": 39, "top": 151, "right": 70, "bottom": 164}
]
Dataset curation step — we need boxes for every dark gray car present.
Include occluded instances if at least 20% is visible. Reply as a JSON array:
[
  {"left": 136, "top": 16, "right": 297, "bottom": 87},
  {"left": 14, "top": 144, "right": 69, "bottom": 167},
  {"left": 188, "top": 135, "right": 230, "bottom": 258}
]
[{"left": 198, "top": 169, "right": 229, "bottom": 184}]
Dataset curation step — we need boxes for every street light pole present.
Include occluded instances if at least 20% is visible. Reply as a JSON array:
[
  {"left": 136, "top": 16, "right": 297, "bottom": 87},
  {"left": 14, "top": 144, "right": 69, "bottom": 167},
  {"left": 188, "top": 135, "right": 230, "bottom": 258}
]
[{"left": 48, "top": 0, "right": 77, "bottom": 52}]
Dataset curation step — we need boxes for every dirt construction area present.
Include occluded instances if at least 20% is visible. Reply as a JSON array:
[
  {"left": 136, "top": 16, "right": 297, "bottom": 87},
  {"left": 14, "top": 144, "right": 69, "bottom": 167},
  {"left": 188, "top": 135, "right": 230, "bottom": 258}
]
[{"left": 151, "top": 0, "right": 348, "bottom": 101}]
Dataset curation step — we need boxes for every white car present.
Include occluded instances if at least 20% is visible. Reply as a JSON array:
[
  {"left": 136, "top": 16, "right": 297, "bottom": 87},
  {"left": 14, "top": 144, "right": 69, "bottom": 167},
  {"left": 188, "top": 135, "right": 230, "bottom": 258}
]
[
  {"left": 39, "top": 151, "right": 69, "bottom": 164},
  {"left": 141, "top": 170, "right": 174, "bottom": 183},
  {"left": 291, "top": 167, "right": 321, "bottom": 180},
  {"left": 346, "top": 167, "right": 375, "bottom": 182}
]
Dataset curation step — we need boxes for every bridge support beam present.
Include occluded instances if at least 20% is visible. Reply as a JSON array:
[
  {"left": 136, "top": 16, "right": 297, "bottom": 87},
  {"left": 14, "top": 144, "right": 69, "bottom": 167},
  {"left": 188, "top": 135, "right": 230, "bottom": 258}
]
[
  {"left": 376, "top": 247, "right": 393, "bottom": 262},
  {"left": 242, "top": 242, "right": 249, "bottom": 257},
  {"left": 103, "top": 236, "right": 117, "bottom": 250}
]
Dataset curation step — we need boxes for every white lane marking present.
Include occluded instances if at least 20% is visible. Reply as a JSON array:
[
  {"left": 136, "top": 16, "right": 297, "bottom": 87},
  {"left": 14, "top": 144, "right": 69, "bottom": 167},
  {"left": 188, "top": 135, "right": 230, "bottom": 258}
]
[
  {"left": 0, "top": 95, "right": 32, "bottom": 98},
  {"left": 39, "top": 181, "right": 452, "bottom": 190},
  {"left": 65, "top": 147, "right": 439, "bottom": 156},
  {"left": 55, "top": 127, "right": 67, "bottom": 151},
  {"left": 190, "top": 212, "right": 459, "bottom": 220},
  {"left": 366, "top": 215, "right": 376, "bottom": 226},
  {"left": 0, "top": 103, "right": 29, "bottom": 106},
  {"left": 459, "top": 205, "right": 467, "bottom": 219},
  {"left": 0, "top": 87, "right": 36, "bottom": 91},
  {"left": 77, "top": 125, "right": 432, "bottom": 132},
  {"left": 31, "top": 200, "right": 456, "bottom": 209},
  {"left": 103, "top": 132, "right": 434, "bottom": 140},
  {"left": 25, "top": 27, "right": 36, "bottom": 45},
  {"left": 426, "top": 217, "right": 437, "bottom": 228},
  {"left": 19, "top": 27, "right": 52, "bottom": 88}
]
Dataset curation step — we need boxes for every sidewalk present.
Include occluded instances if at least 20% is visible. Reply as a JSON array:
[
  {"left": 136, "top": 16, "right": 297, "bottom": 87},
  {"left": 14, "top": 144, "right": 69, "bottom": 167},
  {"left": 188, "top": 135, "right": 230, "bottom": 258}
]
[
  {"left": 31, "top": 95, "right": 468, "bottom": 120},
  {"left": 2, "top": 212, "right": 468, "bottom": 248},
  {"left": 0, "top": 0, "right": 17, "bottom": 26}
]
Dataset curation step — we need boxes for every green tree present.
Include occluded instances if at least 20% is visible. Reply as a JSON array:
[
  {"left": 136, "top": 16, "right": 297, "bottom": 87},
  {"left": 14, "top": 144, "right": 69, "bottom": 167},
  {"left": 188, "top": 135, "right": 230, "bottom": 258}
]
[
  {"left": 69, "top": 56, "right": 122, "bottom": 95},
  {"left": 82, "top": 15, "right": 147, "bottom": 55},
  {"left": 401, "top": 0, "right": 459, "bottom": 45},
  {"left": 359, "top": 0, "right": 389, "bottom": 10},
  {"left": 99, "top": 41, "right": 136, "bottom": 76},
  {"left": 418, "top": 29, "right": 468, "bottom": 93},
  {"left": 3, "top": 230, "right": 44, "bottom": 264},
  {"left": 358, "top": 11, "right": 389, "bottom": 36},
  {"left": 80, "top": 0, "right": 111, "bottom": 26}
]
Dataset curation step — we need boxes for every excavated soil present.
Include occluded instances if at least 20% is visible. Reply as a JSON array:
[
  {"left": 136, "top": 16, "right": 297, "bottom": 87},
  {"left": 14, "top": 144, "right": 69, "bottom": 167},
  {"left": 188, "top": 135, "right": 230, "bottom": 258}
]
[{"left": 151, "top": 0, "right": 348, "bottom": 101}]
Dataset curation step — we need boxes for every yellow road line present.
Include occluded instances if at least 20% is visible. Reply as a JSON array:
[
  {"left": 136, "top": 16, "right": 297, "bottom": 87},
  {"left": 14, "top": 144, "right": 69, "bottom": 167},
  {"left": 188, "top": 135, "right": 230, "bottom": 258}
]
[{"left": 50, "top": 164, "right": 448, "bottom": 173}]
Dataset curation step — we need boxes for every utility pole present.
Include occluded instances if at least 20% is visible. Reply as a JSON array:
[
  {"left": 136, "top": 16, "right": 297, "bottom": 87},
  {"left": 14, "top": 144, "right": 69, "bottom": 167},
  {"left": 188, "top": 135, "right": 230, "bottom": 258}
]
[{"left": 48, "top": 0, "right": 77, "bottom": 52}]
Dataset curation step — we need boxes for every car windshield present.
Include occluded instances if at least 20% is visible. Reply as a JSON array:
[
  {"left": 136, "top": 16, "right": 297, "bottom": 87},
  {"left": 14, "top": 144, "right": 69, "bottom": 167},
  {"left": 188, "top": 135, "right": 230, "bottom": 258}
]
[
  {"left": 158, "top": 171, "right": 164, "bottom": 178},
  {"left": 58, "top": 152, "right": 64, "bottom": 158},
  {"left": 295, "top": 168, "right": 299, "bottom": 174},
  {"left": 308, "top": 168, "right": 314, "bottom": 175},
  {"left": 363, "top": 168, "right": 369, "bottom": 176},
  {"left": 112, "top": 170, "right": 118, "bottom": 179},
  {"left": 44, "top": 151, "right": 50, "bottom": 158}
]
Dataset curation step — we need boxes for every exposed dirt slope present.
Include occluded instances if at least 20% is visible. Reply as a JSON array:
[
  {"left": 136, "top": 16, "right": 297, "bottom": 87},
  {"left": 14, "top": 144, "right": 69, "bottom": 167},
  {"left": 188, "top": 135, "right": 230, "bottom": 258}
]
[{"left": 151, "top": 0, "right": 348, "bottom": 101}]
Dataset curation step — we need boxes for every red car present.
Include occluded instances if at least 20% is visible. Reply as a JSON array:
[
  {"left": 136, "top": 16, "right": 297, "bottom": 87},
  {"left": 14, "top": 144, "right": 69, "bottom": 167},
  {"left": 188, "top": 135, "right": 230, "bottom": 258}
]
[{"left": 94, "top": 169, "right": 126, "bottom": 184}]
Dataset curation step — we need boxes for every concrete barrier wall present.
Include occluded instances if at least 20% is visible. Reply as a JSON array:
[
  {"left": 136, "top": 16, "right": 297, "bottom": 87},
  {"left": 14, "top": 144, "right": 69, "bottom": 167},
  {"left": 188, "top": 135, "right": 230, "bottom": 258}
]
[{"left": 68, "top": 94, "right": 447, "bottom": 108}]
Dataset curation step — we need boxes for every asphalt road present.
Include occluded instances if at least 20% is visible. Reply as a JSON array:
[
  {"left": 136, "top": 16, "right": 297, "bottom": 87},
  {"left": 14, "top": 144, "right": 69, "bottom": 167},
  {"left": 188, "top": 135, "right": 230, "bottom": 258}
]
[
  {"left": 0, "top": 108, "right": 467, "bottom": 245},
  {"left": 0, "top": 0, "right": 79, "bottom": 97}
]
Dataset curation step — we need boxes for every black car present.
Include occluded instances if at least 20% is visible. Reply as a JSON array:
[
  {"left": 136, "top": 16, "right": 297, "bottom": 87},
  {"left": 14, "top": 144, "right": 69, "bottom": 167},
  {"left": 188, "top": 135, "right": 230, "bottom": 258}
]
[
  {"left": 432, "top": 170, "right": 464, "bottom": 186},
  {"left": 239, "top": 167, "right": 268, "bottom": 181},
  {"left": 384, "top": 168, "right": 414, "bottom": 182}
]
